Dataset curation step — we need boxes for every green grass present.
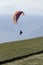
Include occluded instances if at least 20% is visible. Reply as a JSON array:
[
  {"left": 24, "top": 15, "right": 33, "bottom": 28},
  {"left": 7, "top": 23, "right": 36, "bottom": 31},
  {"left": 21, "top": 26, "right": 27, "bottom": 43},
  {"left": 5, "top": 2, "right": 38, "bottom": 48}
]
[{"left": 0, "top": 36, "right": 43, "bottom": 64}]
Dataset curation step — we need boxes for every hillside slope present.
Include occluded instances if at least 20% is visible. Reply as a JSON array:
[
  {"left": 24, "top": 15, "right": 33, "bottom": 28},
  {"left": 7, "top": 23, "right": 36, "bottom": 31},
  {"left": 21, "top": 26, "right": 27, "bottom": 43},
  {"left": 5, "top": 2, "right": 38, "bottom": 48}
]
[
  {"left": 0, "top": 37, "right": 43, "bottom": 62},
  {"left": 7, "top": 54, "right": 43, "bottom": 65}
]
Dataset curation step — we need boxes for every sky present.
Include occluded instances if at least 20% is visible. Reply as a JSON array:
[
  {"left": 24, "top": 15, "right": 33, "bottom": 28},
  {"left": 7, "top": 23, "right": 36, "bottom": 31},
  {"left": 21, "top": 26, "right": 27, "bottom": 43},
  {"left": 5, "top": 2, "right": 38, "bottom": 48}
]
[
  {"left": 0, "top": 0, "right": 43, "bottom": 43},
  {"left": 0, "top": 0, "right": 43, "bottom": 15}
]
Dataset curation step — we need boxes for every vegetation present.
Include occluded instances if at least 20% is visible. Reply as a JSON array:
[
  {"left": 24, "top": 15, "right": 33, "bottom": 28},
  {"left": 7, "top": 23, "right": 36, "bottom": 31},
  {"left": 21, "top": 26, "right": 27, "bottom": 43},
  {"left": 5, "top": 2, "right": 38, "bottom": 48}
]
[
  {"left": 0, "top": 37, "right": 43, "bottom": 65},
  {"left": 6, "top": 54, "right": 43, "bottom": 65}
]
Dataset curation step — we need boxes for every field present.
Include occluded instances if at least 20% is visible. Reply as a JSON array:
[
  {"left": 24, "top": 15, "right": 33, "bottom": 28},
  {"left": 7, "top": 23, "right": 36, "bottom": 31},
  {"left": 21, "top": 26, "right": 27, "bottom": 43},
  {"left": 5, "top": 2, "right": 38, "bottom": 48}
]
[
  {"left": 0, "top": 37, "right": 43, "bottom": 65},
  {"left": 6, "top": 54, "right": 43, "bottom": 65}
]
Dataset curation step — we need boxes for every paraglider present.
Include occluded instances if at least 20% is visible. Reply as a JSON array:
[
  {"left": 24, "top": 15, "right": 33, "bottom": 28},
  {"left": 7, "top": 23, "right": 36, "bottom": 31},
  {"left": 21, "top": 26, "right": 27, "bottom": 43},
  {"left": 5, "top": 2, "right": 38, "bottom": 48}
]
[
  {"left": 19, "top": 30, "right": 23, "bottom": 35},
  {"left": 13, "top": 10, "right": 24, "bottom": 24},
  {"left": 12, "top": 10, "right": 24, "bottom": 35}
]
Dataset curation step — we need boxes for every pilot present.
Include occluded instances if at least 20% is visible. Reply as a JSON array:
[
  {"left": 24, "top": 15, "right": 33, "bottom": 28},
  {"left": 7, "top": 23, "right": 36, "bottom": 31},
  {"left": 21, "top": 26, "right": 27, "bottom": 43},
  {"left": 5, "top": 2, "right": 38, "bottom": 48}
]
[{"left": 19, "top": 30, "right": 23, "bottom": 35}]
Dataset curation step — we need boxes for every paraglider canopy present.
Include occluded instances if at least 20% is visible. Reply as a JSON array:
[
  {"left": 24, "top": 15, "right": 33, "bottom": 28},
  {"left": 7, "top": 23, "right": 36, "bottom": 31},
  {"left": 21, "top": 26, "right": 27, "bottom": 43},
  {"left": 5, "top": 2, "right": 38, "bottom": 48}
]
[{"left": 13, "top": 10, "right": 24, "bottom": 24}]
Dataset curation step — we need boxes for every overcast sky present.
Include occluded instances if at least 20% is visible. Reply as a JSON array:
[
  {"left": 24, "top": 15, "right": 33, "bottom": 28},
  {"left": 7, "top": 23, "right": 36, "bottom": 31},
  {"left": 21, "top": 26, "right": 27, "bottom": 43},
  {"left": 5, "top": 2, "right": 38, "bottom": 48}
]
[
  {"left": 0, "top": 0, "right": 43, "bottom": 43},
  {"left": 0, "top": 0, "right": 43, "bottom": 15}
]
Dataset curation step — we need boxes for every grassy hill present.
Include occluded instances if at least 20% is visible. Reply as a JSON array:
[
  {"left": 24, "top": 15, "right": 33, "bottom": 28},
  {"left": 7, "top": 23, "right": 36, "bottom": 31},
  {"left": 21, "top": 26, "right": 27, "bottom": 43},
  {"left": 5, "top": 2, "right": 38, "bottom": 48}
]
[
  {"left": 7, "top": 54, "right": 43, "bottom": 65},
  {"left": 0, "top": 37, "right": 43, "bottom": 65}
]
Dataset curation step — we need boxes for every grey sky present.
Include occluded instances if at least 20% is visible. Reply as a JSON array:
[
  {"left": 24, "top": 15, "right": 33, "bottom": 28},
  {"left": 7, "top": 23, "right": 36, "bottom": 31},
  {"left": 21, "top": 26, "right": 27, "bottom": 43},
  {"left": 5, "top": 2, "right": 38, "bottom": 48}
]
[
  {"left": 0, "top": 0, "right": 43, "bottom": 43},
  {"left": 0, "top": 0, "right": 43, "bottom": 15},
  {"left": 0, "top": 15, "right": 43, "bottom": 43}
]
